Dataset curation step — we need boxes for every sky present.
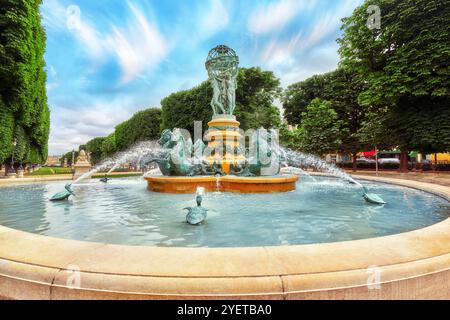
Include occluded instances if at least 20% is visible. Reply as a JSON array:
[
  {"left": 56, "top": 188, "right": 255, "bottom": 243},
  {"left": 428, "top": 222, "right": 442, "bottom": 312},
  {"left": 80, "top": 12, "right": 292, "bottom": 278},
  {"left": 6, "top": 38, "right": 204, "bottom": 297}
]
[{"left": 41, "top": 0, "right": 363, "bottom": 155}]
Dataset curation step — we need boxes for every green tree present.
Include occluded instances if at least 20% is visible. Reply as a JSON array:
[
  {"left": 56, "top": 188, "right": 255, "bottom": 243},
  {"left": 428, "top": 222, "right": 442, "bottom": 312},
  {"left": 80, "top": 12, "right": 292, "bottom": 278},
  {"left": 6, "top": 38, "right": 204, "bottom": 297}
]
[
  {"left": 234, "top": 67, "right": 282, "bottom": 130},
  {"left": 338, "top": 0, "right": 450, "bottom": 171},
  {"left": 60, "top": 150, "right": 75, "bottom": 167},
  {"left": 161, "top": 67, "right": 282, "bottom": 136},
  {"left": 161, "top": 81, "right": 212, "bottom": 135},
  {"left": 296, "top": 99, "right": 344, "bottom": 156},
  {"left": 0, "top": 0, "right": 50, "bottom": 167},
  {"left": 115, "top": 108, "right": 161, "bottom": 151},
  {"left": 101, "top": 133, "right": 116, "bottom": 159},
  {"left": 282, "top": 69, "right": 368, "bottom": 169},
  {"left": 85, "top": 137, "right": 106, "bottom": 165},
  {"left": 279, "top": 123, "right": 301, "bottom": 150},
  {"left": 283, "top": 74, "right": 327, "bottom": 125}
]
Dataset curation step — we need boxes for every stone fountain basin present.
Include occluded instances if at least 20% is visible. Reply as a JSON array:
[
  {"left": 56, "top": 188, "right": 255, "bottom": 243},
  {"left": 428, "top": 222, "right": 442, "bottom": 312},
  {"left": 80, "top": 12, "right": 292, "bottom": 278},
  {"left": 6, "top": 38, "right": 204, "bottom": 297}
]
[
  {"left": 0, "top": 175, "right": 449, "bottom": 299},
  {"left": 145, "top": 174, "right": 299, "bottom": 193}
]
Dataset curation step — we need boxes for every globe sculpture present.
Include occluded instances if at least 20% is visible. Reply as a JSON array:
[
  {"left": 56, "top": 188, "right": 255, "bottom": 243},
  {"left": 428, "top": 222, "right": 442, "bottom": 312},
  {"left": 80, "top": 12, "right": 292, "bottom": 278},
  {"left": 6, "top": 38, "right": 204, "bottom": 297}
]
[{"left": 205, "top": 45, "right": 239, "bottom": 115}]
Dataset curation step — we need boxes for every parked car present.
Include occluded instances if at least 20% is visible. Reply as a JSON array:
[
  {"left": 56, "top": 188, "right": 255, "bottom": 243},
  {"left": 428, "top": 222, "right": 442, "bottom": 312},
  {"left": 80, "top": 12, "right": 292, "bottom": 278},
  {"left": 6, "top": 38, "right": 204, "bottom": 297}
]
[
  {"left": 357, "top": 157, "right": 376, "bottom": 163},
  {"left": 378, "top": 158, "right": 400, "bottom": 164}
]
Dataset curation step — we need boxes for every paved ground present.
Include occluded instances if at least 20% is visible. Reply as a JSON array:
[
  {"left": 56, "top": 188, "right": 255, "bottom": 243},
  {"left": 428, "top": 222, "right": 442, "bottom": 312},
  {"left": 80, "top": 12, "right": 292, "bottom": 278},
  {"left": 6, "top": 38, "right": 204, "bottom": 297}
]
[
  {"left": 0, "top": 171, "right": 143, "bottom": 185},
  {"left": 346, "top": 170, "right": 450, "bottom": 187}
]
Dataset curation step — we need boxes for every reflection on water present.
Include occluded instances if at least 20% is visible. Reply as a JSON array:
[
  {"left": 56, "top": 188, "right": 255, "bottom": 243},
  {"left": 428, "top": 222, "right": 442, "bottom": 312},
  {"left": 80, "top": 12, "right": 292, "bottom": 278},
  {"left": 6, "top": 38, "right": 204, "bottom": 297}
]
[{"left": 0, "top": 177, "right": 448, "bottom": 247}]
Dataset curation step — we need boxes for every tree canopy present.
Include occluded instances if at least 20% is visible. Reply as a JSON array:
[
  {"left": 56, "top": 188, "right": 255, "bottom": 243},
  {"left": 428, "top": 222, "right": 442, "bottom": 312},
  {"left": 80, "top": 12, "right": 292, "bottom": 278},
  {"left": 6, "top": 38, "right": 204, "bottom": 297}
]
[
  {"left": 282, "top": 68, "right": 367, "bottom": 159},
  {"left": 161, "top": 67, "right": 282, "bottom": 135},
  {"left": 114, "top": 108, "right": 161, "bottom": 151},
  {"left": 338, "top": 0, "right": 450, "bottom": 162},
  {"left": 82, "top": 108, "right": 161, "bottom": 164},
  {"left": 0, "top": 0, "right": 50, "bottom": 166},
  {"left": 296, "top": 98, "right": 344, "bottom": 156}
]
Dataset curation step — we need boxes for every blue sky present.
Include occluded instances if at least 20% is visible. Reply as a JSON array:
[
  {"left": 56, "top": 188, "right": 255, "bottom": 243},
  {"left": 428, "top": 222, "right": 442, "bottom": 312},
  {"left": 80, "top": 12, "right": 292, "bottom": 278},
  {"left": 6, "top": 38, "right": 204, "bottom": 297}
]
[{"left": 41, "top": 0, "right": 363, "bottom": 155}]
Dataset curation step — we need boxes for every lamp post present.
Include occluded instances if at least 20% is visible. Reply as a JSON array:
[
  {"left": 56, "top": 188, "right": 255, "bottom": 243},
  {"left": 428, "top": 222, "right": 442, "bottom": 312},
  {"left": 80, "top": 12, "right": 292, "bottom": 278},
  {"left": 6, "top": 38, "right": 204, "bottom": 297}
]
[
  {"left": 375, "top": 145, "right": 379, "bottom": 176},
  {"left": 10, "top": 138, "right": 17, "bottom": 173},
  {"left": 7, "top": 138, "right": 17, "bottom": 177}
]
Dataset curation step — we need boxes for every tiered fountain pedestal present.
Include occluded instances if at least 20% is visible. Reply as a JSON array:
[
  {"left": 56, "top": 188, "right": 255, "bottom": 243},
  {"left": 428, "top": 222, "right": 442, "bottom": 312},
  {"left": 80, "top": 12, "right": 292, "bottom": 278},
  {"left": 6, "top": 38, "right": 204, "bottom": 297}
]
[
  {"left": 205, "top": 115, "right": 245, "bottom": 174},
  {"left": 145, "top": 115, "right": 298, "bottom": 194}
]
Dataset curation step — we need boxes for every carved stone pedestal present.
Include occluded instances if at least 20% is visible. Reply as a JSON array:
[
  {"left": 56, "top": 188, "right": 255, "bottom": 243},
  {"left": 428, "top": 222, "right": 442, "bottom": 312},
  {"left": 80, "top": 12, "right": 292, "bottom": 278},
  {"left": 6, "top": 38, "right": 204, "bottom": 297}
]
[{"left": 72, "top": 150, "right": 92, "bottom": 180}]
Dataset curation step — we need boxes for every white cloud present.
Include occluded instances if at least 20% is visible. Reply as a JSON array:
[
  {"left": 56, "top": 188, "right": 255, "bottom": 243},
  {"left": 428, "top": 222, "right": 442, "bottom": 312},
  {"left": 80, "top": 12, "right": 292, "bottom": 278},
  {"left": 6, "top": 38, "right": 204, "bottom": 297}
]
[
  {"left": 41, "top": 0, "right": 67, "bottom": 31},
  {"left": 48, "top": 96, "right": 140, "bottom": 154},
  {"left": 105, "top": 2, "right": 168, "bottom": 84},
  {"left": 301, "top": 0, "right": 360, "bottom": 49},
  {"left": 260, "top": 0, "right": 361, "bottom": 71},
  {"left": 278, "top": 43, "right": 341, "bottom": 87},
  {"left": 248, "top": 0, "right": 311, "bottom": 34},
  {"left": 261, "top": 31, "right": 302, "bottom": 67},
  {"left": 199, "top": 0, "right": 230, "bottom": 36},
  {"left": 43, "top": 0, "right": 169, "bottom": 84},
  {"left": 72, "top": 19, "right": 105, "bottom": 61}
]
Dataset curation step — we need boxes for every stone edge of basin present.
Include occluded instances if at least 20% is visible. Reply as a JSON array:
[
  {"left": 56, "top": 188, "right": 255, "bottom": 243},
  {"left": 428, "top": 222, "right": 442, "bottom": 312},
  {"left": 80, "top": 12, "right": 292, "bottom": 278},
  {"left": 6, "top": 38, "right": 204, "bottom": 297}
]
[{"left": 0, "top": 175, "right": 449, "bottom": 299}]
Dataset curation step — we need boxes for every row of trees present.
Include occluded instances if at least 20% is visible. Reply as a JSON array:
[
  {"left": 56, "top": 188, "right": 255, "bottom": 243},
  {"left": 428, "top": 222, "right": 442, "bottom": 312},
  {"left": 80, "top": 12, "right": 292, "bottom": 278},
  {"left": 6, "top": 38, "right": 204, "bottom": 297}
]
[
  {"left": 0, "top": 0, "right": 50, "bottom": 170},
  {"left": 77, "top": 67, "right": 282, "bottom": 165},
  {"left": 281, "top": 0, "right": 449, "bottom": 171},
  {"left": 61, "top": 108, "right": 161, "bottom": 165}
]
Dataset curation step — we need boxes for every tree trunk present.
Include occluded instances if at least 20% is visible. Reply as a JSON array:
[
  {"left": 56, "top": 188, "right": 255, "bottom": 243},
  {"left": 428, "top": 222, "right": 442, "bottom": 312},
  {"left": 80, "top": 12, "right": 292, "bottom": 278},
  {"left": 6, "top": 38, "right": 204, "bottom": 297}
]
[
  {"left": 433, "top": 153, "right": 438, "bottom": 171},
  {"left": 352, "top": 152, "right": 357, "bottom": 172},
  {"left": 399, "top": 148, "right": 409, "bottom": 173}
]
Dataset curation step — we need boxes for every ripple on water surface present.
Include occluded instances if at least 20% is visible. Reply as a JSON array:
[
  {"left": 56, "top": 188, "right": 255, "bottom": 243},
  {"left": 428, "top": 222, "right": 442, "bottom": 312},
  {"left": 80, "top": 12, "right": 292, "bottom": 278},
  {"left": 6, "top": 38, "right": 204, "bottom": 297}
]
[{"left": 0, "top": 177, "right": 448, "bottom": 247}]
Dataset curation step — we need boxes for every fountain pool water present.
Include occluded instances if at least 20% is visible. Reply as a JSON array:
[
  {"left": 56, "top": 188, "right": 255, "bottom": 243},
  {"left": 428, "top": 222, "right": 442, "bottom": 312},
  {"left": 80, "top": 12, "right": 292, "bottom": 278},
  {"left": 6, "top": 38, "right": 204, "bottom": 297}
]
[{"left": 1, "top": 177, "right": 448, "bottom": 247}]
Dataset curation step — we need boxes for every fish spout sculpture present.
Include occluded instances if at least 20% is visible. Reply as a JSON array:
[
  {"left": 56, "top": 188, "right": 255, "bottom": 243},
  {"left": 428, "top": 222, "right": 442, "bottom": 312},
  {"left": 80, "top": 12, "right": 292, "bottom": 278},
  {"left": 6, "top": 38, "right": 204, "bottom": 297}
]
[
  {"left": 50, "top": 184, "right": 75, "bottom": 201},
  {"left": 183, "top": 193, "right": 208, "bottom": 225},
  {"left": 362, "top": 186, "right": 386, "bottom": 205}
]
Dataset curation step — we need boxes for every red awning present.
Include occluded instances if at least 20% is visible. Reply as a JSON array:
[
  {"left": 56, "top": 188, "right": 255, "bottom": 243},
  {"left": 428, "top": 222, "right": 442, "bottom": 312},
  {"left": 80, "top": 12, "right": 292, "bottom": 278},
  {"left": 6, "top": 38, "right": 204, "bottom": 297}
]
[{"left": 362, "top": 150, "right": 377, "bottom": 157}]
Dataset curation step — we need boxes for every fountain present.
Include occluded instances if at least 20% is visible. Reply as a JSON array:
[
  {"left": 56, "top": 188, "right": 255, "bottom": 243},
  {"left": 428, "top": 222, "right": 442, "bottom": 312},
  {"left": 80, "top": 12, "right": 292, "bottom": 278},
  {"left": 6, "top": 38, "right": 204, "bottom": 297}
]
[
  {"left": 144, "top": 45, "right": 299, "bottom": 194},
  {"left": 183, "top": 187, "right": 208, "bottom": 225},
  {"left": 3, "top": 46, "right": 449, "bottom": 300},
  {"left": 50, "top": 45, "right": 383, "bottom": 205}
]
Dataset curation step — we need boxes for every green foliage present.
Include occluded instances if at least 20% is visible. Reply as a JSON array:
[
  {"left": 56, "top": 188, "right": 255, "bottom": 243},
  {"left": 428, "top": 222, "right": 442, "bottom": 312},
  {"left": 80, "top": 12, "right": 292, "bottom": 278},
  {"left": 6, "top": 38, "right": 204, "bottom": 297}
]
[
  {"left": 282, "top": 69, "right": 367, "bottom": 154},
  {"left": 234, "top": 67, "right": 282, "bottom": 130},
  {"left": 279, "top": 123, "right": 301, "bottom": 150},
  {"left": 60, "top": 150, "right": 77, "bottom": 167},
  {"left": 283, "top": 74, "right": 328, "bottom": 125},
  {"left": 339, "top": 0, "right": 449, "bottom": 104},
  {"left": 115, "top": 108, "right": 161, "bottom": 151},
  {"left": 85, "top": 137, "right": 106, "bottom": 165},
  {"left": 296, "top": 99, "right": 345, "bottom": 155},
  {"left": 0, "top": 0, "right": 50, "bottom": 165},
  {"left": 161, "top": 81, "right": 213, "bottom": 135},
  {"left": 0, "top": 105, "right": 14, "bottom": 163},
  {"left": 339, "top": 0, "right": 450, "bottom": 153},
  {"left": 29, "top": 166, "right": 73, "bottom": 176},
  {"left": 101, "top": 133, "right": 116, "bottom": 159},
  {"left": 385, "top": 96, "right": 450, "bottom": 153},
  {"left": 161, "top": 67, "right": 282, "bottom": 135}
]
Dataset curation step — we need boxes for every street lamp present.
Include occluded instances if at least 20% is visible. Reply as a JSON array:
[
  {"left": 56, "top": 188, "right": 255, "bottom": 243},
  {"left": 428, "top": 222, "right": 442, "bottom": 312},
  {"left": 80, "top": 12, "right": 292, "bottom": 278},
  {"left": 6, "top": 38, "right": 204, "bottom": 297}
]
[{"left": 9, "top": 138, "right": 17, "bottom": 174}]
